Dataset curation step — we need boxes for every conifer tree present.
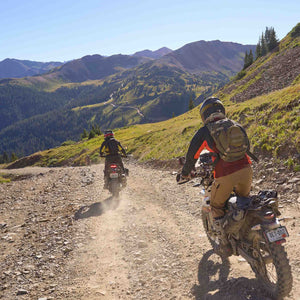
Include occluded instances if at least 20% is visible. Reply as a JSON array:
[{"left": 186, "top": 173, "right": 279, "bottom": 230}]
[
  {"left": 260, "top": 33, "right": 268, "bottom": 56},
  {"left": 2, "top": 152, "right": 9, "bottom": 163},
  {"left": 188, "top": 96, "right": 195, "bottom": 110},
  {"left": 11, "top": 152, "right": 18, "bottom": 162},
  {"left": 268, "top": 27, "right": 279, "bottom": 51},
  {"left": 243, "top": 51, "right": 249, "bottom": 69},
  {"left": 249, "top": 49, "right": 254, "bottom": 65},
  {"left": 81, "top": 129, "right": 88, "bottom": 140},
  {"left": 88, "top": 130, "right": 96, "bottom": 139},
  {"left": 264, "top": 27, "right": 272, "bottom": 49},
  {"left": 243, "top": 49, "right": 254, "bottom": 69},
  {"left": 255, "top": 41, "right": 262, "bottom": 59}
]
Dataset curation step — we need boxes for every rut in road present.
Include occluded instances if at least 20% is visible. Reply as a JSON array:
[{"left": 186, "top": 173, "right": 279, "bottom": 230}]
[
  {"left": 62, "top": 163, "right": 299, "bottom": 300},
  {"left": 1, "top": 162, "right": 298, "bottom": 299}
]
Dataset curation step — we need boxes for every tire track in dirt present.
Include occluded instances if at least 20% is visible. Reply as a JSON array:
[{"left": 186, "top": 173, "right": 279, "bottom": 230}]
[{"left": 1, "top": 162, "right": 299, "bottom": 299}]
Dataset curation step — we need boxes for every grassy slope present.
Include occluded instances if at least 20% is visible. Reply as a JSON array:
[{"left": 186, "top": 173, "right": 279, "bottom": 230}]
[
  {"left": 5, "top": 24, "right": 300, "bottom": 170},
  {"left": 9, "top": 81, "right": 298, "bottom": 171}
]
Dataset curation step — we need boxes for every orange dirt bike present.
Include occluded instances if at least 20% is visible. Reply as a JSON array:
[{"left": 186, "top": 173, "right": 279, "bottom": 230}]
[{"left": 178, "top": 153, "right": 293, "bottom": 299}]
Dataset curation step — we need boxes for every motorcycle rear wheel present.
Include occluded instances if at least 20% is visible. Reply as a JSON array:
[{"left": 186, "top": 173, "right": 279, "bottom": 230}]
[
  {"left": 253, "top": 241, "right": 293, "bottom": 299},
  {"left": 110, "top": 179, "right": 120, "bottom": 198}
]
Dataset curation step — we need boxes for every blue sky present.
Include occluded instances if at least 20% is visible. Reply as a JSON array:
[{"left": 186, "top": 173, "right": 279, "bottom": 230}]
[{"left": 0, "top": 0, "right": 299, "bottom": 62}]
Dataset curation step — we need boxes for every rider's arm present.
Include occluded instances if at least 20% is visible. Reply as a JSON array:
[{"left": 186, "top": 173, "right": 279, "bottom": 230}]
[
  {"left": 99, "top": 141, "right": 106, "bottom": 156},
  {"left": 182, "top": 126, "right": 211, "bottom": 176},
  {"left": 118, "top": 142, "right": 127, "bottom": 156}
]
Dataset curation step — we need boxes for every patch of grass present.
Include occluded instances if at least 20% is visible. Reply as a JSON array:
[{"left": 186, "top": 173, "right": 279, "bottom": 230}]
[{"left": 0, "top": 176, "right": 10, "bottom": 183}]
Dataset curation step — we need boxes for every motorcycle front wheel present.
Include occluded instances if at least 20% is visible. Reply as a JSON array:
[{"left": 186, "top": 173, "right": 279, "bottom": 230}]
[{"left": 252, "top": 240, "right": 293, "bottom": 299}]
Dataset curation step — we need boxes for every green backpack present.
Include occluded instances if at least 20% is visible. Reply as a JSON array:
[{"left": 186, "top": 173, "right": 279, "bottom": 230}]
[{"left": 206, "top": 118, "right": 250, "bottom": 162}]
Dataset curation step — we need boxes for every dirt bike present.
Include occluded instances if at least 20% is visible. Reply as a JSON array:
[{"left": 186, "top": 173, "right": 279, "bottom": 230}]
[
  {"left": 102, "top": 155, "right": 128, "bottom": 198},
  {"left": 178, "top": 153, "right": 293, "bottom": 299}
]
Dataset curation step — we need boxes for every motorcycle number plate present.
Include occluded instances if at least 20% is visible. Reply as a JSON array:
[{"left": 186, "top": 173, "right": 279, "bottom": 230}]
[
  {"left": 109, "top": 173, "right": 119, "bottom": 179},
  {"left": 265, "top": 226, "right": 289, "bottom": 243}
]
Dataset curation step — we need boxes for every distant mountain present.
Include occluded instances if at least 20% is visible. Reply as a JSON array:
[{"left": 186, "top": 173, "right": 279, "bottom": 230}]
[
  {"left": 7, "top": 25, "right": 300, "bottom": 168},
  {"left": 0, "top": 58, "right": 63, "bottom": 79},
  {"left": 0, "top": 40, "right": 258, "bottom": 156},
  {"left": 47, "top": 54, "right": 152, "bottom": 83},
  {"left": 159, "top": 40, "right": 256, "bottom": 76},
  {"left": 133, "top": 47, "right": 173, "bottom": 59}
]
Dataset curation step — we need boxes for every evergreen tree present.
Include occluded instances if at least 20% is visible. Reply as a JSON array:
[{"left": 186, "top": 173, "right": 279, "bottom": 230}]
[
  {"left": 249, "top": 49, "right": 254, "bottom": 65},
  {"left": 81, "top": 129, "right": 88, "bottom": 140},
  {"left": 243, "top": 51, "right": 250, "bottom": 69},
  {"left": 264, "top": 27, "right": 272, "bottom": 49},
  {"left": 243, "top": 51, "right": 248, "bottom": 69},
  {"left": 88, "top": 130, "right": 96, "bottom": 139},
  {"left": 255, "top": 41, "right": 262, "bottom": 59},
  {"left": 268, "top": 27, "right": 279, "bottom": 51},
  {"left": 260, "top": 33, "right": 268, "bottom": 56},
  {"left": 243, "top": 49, "right": 254, "bottom": 69},
  {"left": 11, "top": 152, "right": 18, "bottom": 162},
  {"left": 188, "top": 95, "right": 195, "bottom": 110},
  {"left": 2, "top": 152, "right": 9, "bottom": 163}
]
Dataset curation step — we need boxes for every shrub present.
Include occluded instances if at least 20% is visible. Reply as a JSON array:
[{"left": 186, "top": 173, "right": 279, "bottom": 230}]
[
  {"left": 290, "top": 23, "right": 300, "bottom": 38},
  {"left": 61, "top": 140, "right": 76, "bottom": 146},
  {"left": 235, "top": 70, "right": 246, "bottom": 81}
]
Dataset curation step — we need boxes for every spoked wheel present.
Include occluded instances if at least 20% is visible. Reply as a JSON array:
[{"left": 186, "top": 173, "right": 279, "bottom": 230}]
[
  {"left": 110, "top": 179, "right": 120, "bottom": 198},
  {"left": 252, "top": 240, "right": 293, "bottom": 299},
  {"left": 201, "top": 209, "right": 221, "bottom": 251}
]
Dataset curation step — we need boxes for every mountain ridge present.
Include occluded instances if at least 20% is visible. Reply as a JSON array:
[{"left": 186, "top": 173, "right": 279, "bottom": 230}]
[
  {"left": 0, "top": 58, "right": 63, "bottom": 79},
  {"left": 4, "top": 24, "right": 299, "bottom": 169},
  {"left": 0, "top": 40, "right": 260, "bottom": 157}
]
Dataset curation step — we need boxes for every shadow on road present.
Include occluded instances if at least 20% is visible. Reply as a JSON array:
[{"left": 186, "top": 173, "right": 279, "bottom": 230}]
[
  {"left": 74, "top": 196, "right": 120, "bottom": 220},
  {"left": 192, "top": 249, "right": 271, "bottom": 300}
]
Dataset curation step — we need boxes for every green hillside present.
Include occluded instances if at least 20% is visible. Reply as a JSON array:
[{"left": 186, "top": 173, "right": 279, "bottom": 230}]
[
  {"left": 6, "top": 24, "right": 299, "bottom": 171},
  {"left": 7, "top": 80, "right": 299, "bottom": 171},
  {"left": 0, "top": 41, "right": 255, "bottom": 157},
  {"left": 0, "top": 63, "right": 225, "bottom": 156}
]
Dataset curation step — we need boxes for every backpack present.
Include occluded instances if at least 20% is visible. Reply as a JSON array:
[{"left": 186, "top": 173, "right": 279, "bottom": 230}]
[
  {"left": 106, "top": 138, "right": 121, "bottom": 155},
  {"left": 206, "top": 118, "right": 250, "bottom": 162}
]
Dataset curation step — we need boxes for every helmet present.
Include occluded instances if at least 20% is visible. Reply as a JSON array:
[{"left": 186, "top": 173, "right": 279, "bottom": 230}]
[
  {"left": 199, "top": 97, "right": 225, "bottom": 124},
  {"left": 104, "top": 130, "right": 114, "bottom": 139}
]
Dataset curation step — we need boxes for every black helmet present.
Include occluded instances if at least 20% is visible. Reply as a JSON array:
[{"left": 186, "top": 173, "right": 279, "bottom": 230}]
[
  {"left": 199, "top": 97, "right": 225, "bottom": 124},
  {"left": 104, "top": 130, "right": 114, "bottom": 139}
]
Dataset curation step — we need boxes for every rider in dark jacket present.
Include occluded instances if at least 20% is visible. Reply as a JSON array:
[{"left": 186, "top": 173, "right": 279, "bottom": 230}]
[{"left": 100, "top": 130, "right": 127, "bottom": 188}]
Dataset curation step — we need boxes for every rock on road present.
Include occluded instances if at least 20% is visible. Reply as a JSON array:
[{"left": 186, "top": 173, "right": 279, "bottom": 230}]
[{"left": 0, "top": 161, "right": 299, "bottom": 299}]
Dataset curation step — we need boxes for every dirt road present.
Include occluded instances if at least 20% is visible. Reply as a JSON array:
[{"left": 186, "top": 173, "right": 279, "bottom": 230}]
[{"left": 0, "top": 161, "right": 299, "bottom": 299}]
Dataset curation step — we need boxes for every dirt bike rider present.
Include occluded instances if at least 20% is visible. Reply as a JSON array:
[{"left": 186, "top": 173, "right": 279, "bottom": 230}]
[
  {"left": 177, "top": 97, "right": 255, "bottom": 256},
  {"left": 100, "top": 130, "right": 127, "bottom": 189}
]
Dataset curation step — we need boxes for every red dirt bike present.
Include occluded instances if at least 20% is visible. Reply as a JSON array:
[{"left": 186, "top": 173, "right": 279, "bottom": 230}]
[
  {"left": 101, "top": 155, "right": 129, "bottom": 198},
  {"left": 106, "top": 162, "right": 128, "bottom": 198},
  {"left": 178, "top": 153, "right": 293, "bottom": 299}
]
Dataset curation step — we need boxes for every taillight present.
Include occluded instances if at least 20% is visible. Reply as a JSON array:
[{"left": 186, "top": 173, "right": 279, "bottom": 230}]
[
  {"left": 264, "top": 213, "right": 275, "bottom": 220},
  {"left": 275, "top": 239, "right": 286, "bottom": 244},
  {"left": 110, "top": 164, "right": 117, "bottom": 169}
]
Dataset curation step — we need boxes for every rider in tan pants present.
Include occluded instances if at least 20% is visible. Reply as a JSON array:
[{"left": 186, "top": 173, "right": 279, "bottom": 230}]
[{"left": 210, "top": 165, "right": 253, "bottom": 218}]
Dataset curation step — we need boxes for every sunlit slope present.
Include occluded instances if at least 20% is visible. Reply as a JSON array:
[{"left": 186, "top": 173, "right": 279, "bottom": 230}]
[
  {"left": 7, "top": 81, "right": 299, "bottom": 169},
  {"left": 217, "top": 23, "right": 300, "bottom": 105}
]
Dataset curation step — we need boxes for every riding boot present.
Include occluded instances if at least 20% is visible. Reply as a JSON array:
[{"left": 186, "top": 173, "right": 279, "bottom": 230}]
[{"left": 213, "top": 217, "right": 233, "bottom": 257}]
